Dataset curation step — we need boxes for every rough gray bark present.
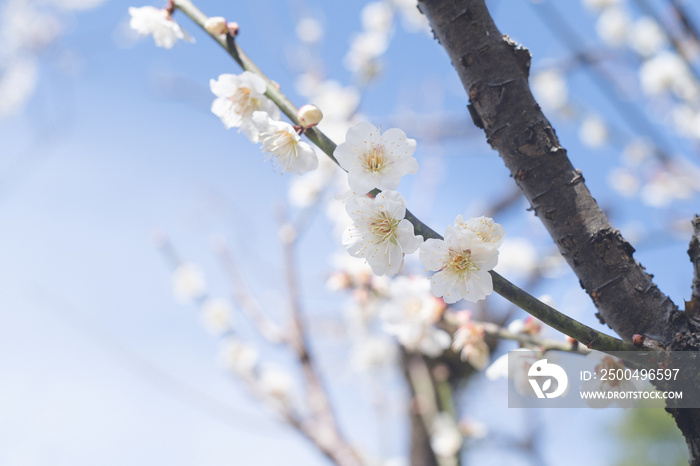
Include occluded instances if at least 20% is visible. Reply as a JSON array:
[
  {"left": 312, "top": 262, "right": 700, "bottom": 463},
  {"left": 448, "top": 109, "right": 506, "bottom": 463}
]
[
  {"left": 416, "top": 0, "right": 683, "bottom": 345},
  {"left": 416, "top": 0, "right": 700, "bottom": 462}
]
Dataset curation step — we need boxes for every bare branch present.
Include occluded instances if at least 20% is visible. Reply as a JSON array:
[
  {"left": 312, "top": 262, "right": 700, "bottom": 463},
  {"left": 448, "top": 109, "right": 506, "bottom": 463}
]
[
  {"left": 278, "top": 216, "right": 363, "bottom": 466},
  {"left": 212, "top": 239, "right": 287, "bottom": 344}
]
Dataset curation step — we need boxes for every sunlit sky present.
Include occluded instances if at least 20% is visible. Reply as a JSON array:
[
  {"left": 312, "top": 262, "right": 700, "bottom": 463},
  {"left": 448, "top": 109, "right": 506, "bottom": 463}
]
[{"left": 1, "top": 0, "right": 698, "bottom": 464}]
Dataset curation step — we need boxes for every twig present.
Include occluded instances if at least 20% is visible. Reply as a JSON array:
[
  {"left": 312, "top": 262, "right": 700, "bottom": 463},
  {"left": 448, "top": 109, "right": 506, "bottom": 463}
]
[
  {"left": 669, "top": 0, "right": 700, "bottom": 46},
  {"left": 171, "top": 0, "right": 644, "bottom": 354},
  {"left": 211, "top": 238, "right": 286, "bottom": 344},
  {"left": 278, "top": 213, "right": 363, "bottom": 466},
  {"left": 477, "top": 321, "right": 590, "bottom": 354}
]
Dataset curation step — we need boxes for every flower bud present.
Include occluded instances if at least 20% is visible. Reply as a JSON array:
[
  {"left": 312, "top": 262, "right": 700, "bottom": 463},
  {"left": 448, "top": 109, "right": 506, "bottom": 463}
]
[
  {"left": 205, "top": 16, "right": 228, "bottom": 35},
  {"left": 297, "top": 104, "right": 323, "bottom": 128}
]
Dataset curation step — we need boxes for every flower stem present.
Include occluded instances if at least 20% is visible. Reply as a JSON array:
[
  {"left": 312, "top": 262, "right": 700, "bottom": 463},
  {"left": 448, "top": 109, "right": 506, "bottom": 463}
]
[{"left": 172, "top": 0, "right": 641, "bottom": 354}]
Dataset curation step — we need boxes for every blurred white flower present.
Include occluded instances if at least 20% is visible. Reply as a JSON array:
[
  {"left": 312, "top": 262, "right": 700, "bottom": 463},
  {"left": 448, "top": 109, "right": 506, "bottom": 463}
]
[
  {"left": 640, "top": 166, "right": 697, "bottom": 207},
  {"left": 259, "top": 366, "right": 294, "bottom": 402},
  {"left": 494, "top": 237, "right": 537, "bottom": 277},
  {"left": 361, "top": 2, "right": 394, "bottom": 33},
  {"left": 252, "top": 111, "right": 318, "bottom": 174},
  {"left": 343, "top": 191, "right": 423, "bottom": 276},
  {"left": 288, "top": 149, "right": 335, "bottom": 207},
  {"left": 452, "top": 322, "right": 489, "bottom": 370},
  {"left": 581, "top": 354, "right": 639, "bottom": 408},
  {"left": 486, "top": 349, "right": 539, "bottom": 397},
  {"left": 582, "top": 0, "right": 622, "bottom": 11},
  {"left": 391, "top": 0, "right": 430, "bottom": 32},
  {"left": 596, "top": 7, "right": 630, "bottom": 47},
  {"left": 210, "top": 71, "right": 280, "bottom": 141},
  {"left": 218, "top": 338, "right": 258, "bottom": 375},
  {"left": 0, "top": 57, "right": 38, "bottom": 117},
  {"left": 639, "top": 51, "right": 699, "bottom": 101},
  {"left": 296, "top": 16, "right": 323, "bottom": 43},
  {"left": 628, "top": 16, "right": 666, "bottom": 57},
  {"left": 607, "top": 167, "right": 640, "bottom": 197},
  {"left": 460, "top": 418, "right": 488, "bottom": 440},
  {"left": 200, "top": 298, "right": 233, "bottom": 335},
  {"left": 128, "top": 6, "right": 191, "bottom": 49},
  {"left": 420, "top": 223, "right": 499, "bottom": 304},
  {"left": 622, "top": 140, "right": 653, "bottom": 166},
  {"left": 430, "top": 413, "right": 463, "bottom": 459},
  {"left": 334, "top": 121, "right": 418, "bottom": 194},
  {"left": 579, "top": 114, "right": 608, "bottom": 148},
  {"left": 531, "top": 69, "right": 568, "bottom": 111},
  {"left": 351, "top": 337, "right": 397, "bottom": 370},
  {"left": 172, "top": 263, "right": 206, "bottom": 304},
  {"left": 507, "top": 315, "right": 543, "bottom": 335},
  {"left": 380, "top": 276, "right": 450, "bottom": 357}
]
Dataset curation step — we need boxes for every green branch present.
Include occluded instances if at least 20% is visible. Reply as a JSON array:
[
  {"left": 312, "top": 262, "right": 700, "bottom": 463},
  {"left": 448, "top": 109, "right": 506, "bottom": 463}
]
[{"left": 171, "top": 0, "right": 641, "bottom": 354}]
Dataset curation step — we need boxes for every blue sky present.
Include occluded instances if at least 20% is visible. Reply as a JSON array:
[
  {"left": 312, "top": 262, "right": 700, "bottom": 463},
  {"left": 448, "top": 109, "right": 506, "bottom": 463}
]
[{"left": 1, "top": 0, "right": 698, "bottom": 464}]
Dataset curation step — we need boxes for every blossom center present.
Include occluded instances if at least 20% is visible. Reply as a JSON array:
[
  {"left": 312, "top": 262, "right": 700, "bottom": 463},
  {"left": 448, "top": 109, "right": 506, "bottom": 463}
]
[
  {"left": 446, "top": 249, "right": 478, "bottom": 276},
  {"left": 370, "top": 211, "right": 399, "bottom": 244},
  {"left": 230, "top": 87, "right": 260, "bottom": 117},
  {"left": 260, "top": 129, "right": 299, "bottom": 170},
  {"left": 363, "top": 144, "right": 388, "bottom": 173}
]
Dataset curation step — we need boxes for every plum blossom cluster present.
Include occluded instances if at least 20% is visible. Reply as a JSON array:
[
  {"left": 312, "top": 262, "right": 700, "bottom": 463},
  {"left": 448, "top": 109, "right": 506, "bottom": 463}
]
[
  {"left": 335, "top": 120, "right": 504, "bottom": 306},
  {"left": 209, "top": 71, "right": 318, "bottom": 174}
]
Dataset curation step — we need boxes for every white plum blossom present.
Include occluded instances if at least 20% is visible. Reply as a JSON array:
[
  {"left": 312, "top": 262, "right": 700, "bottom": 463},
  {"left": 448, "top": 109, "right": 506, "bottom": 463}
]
[
  {"left": 380, "top": 276, "right": 451, "bottom": 357},
  {"left": 172, "top": 262, "right": 206, "bottom": 304},
  {"left": 200, "top": 298, "right": 233, "bottom": 335},
  {"left": 251, "top": 111, "right": 318, "bottom": 174},
  {"left": 420, "top": 219, "right": 501, "bottom": 304},
  {"left": 453, "top": 215, "right": 505, "bottom": 247},
  {"left": 343, "top": 191, "right": 423, "bottom": 276},
  {"left": 430, "top": 413, "right": 463, "bottom": 459},
  {"left": 210, "top": 71, "right": 280, "bottom": 141},
  {"left": 128, "top": 6, "right": 191, "bottom": 49},
  {"left": 218, "top": 338, "right": 258, "bottom": 375},
  {"left": 334, "top": 121, "right": 418, "bottom": 194}
]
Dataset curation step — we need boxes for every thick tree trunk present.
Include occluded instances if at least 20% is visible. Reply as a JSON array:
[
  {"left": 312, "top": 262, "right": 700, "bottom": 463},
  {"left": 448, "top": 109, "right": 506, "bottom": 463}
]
[
  {"left": 417, "top": 0, "right": 681, "bottom": 344},
  {"left": 416, "top": 0, "right": 700, "bottom": 462}
]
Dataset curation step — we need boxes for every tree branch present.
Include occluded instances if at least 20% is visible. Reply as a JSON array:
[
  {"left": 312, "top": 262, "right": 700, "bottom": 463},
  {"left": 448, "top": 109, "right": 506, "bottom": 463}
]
[
  {"left": 278, "top": 216, "right": 363, "bottom": 466},
  {"left": 417, "top": 0, "right": 683, "bottom": 344},
  {"left": 171, "top": 0, "right": 640, "bottom": 355}
]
